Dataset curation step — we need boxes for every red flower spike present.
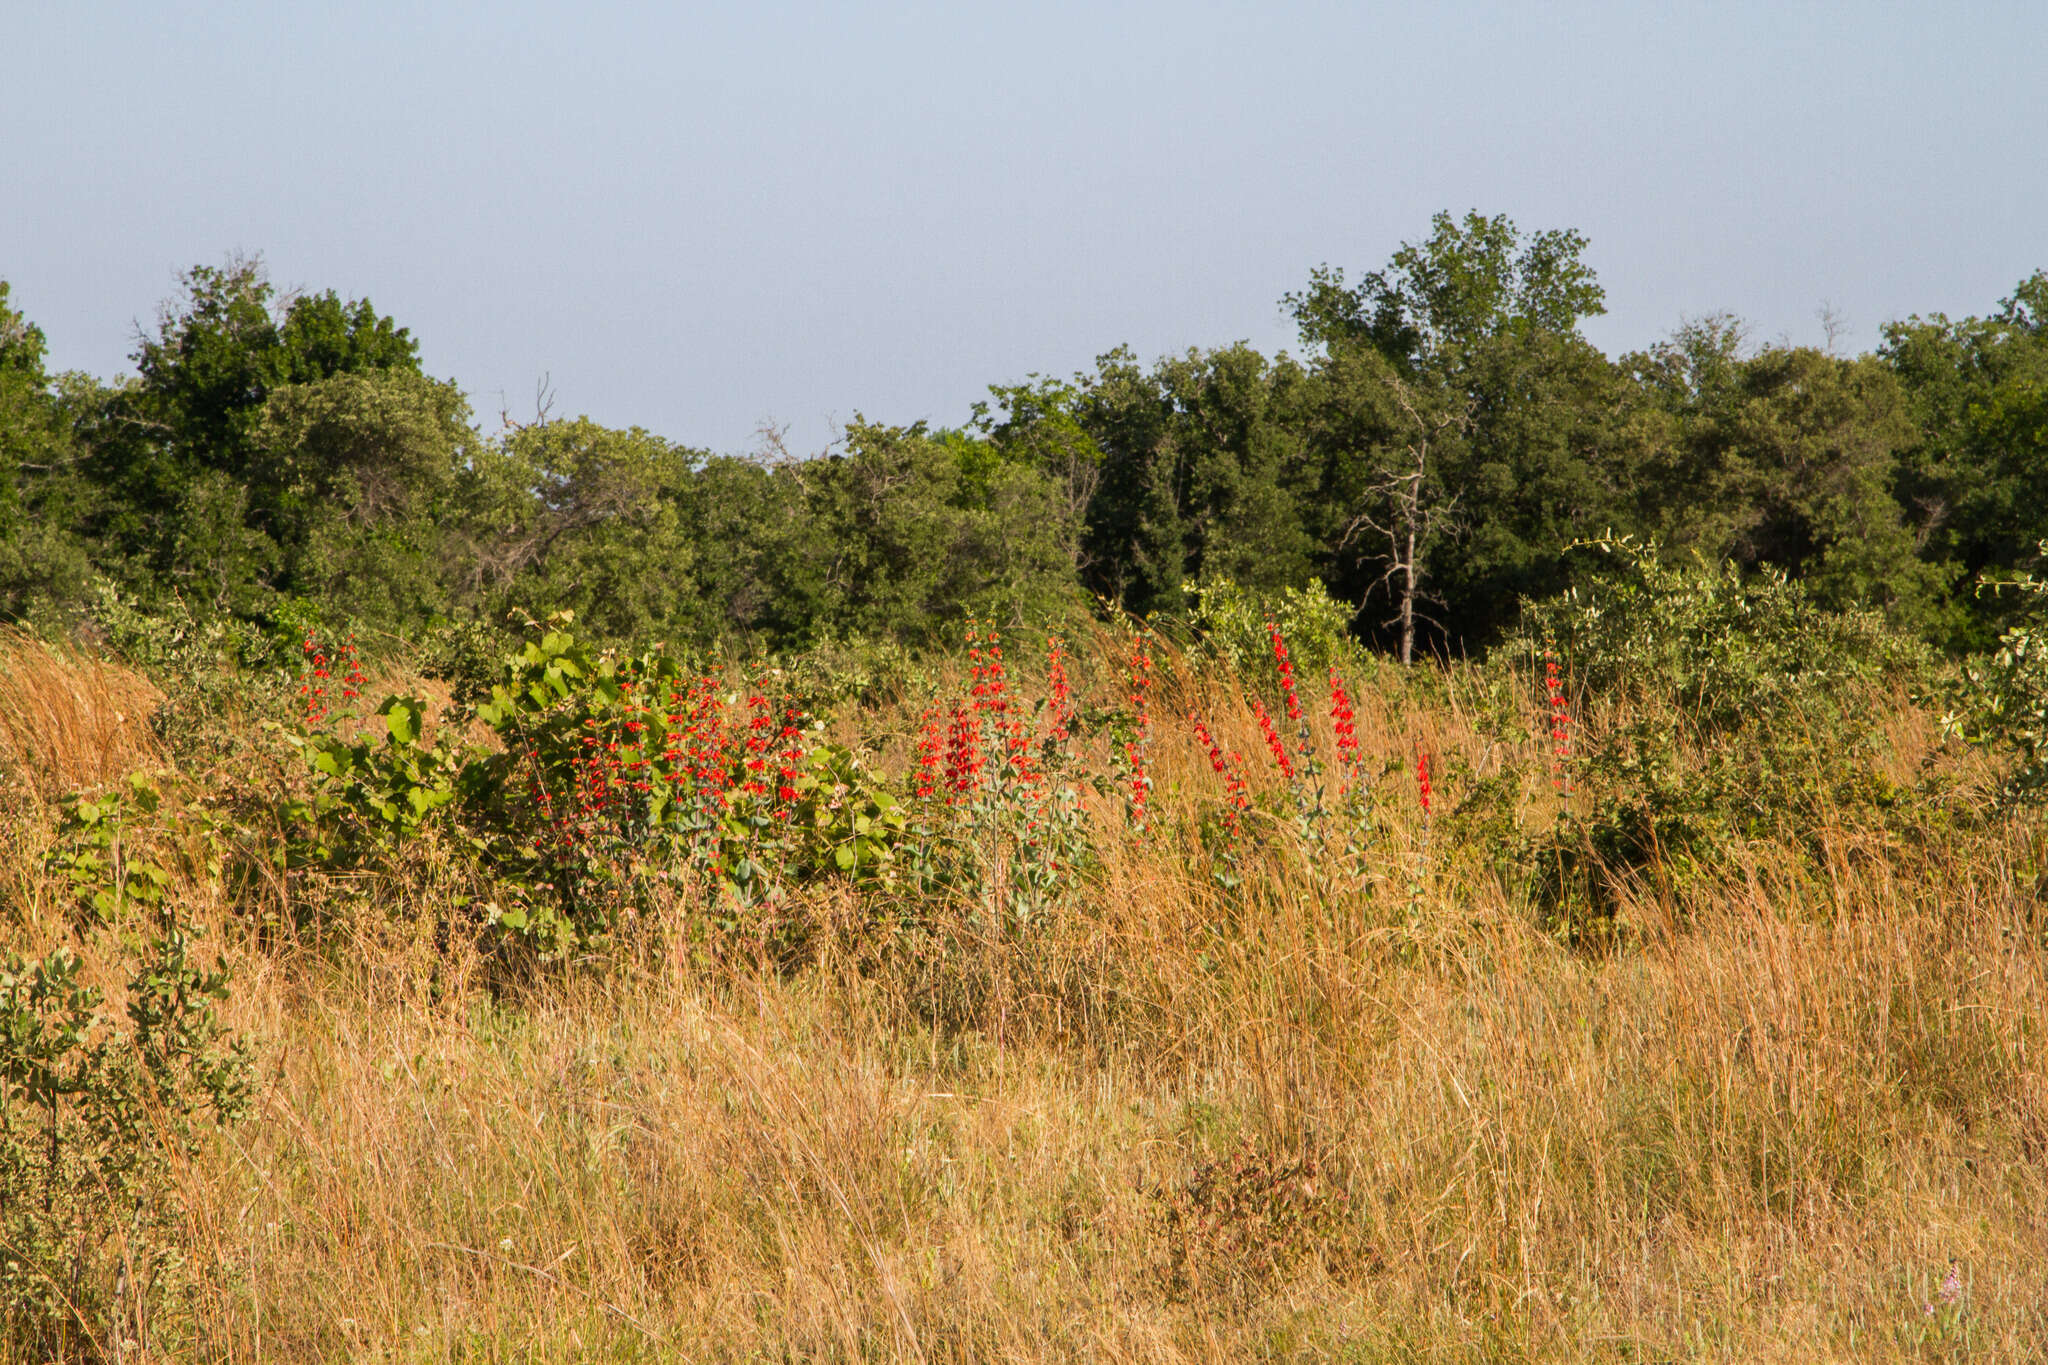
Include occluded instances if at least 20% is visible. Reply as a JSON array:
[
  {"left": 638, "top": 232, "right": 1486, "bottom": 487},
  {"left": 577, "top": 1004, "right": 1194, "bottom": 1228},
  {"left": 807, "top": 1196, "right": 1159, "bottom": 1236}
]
[
  {"left": 1543, "top": 645, "right": 1573, "bottom": 797},
  {"left": 1252, "top": 696, "right": 1294, "bottom": 781},
  {"left": 944, "top": 702, "right": 984, "bottom": 804},
  {"left": 1125, "top": 634, "right": 1153, "bottom": 829},
  {"left": 1047, "top": 636, "right": 1074, "bottom": 744},
  {"left": 1328, "top": 668, "right": 1359, "bottom": 793},
  {"left": 1192, "top": 714, "right": 1253, "bottom": 837}
]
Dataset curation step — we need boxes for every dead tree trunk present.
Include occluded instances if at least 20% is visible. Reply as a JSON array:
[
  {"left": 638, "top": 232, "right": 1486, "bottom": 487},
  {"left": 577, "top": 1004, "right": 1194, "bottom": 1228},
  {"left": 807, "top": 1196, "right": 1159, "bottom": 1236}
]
[{"left": 1342, "top": 379, "right": 1464, "bottom": 666}]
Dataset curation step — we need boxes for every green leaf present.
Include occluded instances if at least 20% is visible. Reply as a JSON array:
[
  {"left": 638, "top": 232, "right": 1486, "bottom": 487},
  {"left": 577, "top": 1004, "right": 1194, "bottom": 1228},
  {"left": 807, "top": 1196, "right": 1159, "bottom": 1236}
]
[{"left": 381, "top": 696, "right": 424, "bottom": 746}]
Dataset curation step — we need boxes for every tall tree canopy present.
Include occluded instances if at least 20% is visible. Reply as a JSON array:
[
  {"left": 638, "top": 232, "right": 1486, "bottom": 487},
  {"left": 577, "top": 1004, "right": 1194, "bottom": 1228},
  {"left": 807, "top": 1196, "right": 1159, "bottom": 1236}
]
[{"left": 2, "top": 229, "right": 2044, "bottom": 661}]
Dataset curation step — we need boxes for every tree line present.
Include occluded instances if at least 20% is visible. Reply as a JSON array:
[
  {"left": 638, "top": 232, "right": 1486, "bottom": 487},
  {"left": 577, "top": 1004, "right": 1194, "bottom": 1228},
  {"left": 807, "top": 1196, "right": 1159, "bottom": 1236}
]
[{"left": 4, "top": 213, "right": 2044, "bottom": 655}]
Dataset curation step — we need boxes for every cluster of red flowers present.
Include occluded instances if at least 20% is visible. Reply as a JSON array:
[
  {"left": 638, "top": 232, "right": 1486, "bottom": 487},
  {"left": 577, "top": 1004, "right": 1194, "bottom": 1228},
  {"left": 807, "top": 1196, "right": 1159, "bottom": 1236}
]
[
  {"left": 944, "top": 702, "right": 984, "bottom": 803},
  {"left": 299, "top": 635, "right": 330, "bottom": 725},
  {"left": 1251, "top": 695, "right": 1294, "bottom": 782},
  {"left": 977, "top": 626, "right": 1044, "bottom": 799},
  {"left": 514, "top": 664, "right": 824, "bottom": 871},
  {"left": 339, "top": 634, "right": 365, "bottom": 703},
  {"left": 913, "top": 626, "right": 1078, "bottom": 834},
  {"left": 577, "top": 712, "right": 623, "bottom": 829},
  {"left": 741, "top": 692, "right": 776, "bottom": 800},
  {"left": 1191, "top": 714, "right": 1252, "bottom": 836},
  {"left": 1415, "top": 751, "right": 1433, "bottom": 817},
  {"left": 968, "top": 624, "right": 1008, "bottom": 723},
  {"left": 662, "top": 677, "right": 733, "bottom": 810},
  {"left": 1126, "top": 634, "right": 1153, "bottom": 829},
  {"left": 618, "top": 678, "right": 655, "bottom": 798},
  {"left": 772, "top": 700, "right": 808, "bottom": 818},
  {"left": 1328, "top": 669, "right": 1360, "bottom": 794},
  {"left": 1266, "top": 621, "right": 1309, "bottom": 757},
  {"left": 1001, "top": 709, "right": 1040, "bottom": 802},
  {"left": 1543, "top": 646, "right": 1572, "bottom": 796},
  {"left": 1046, "top": 635, "right": 1074, "bottom": 745}
]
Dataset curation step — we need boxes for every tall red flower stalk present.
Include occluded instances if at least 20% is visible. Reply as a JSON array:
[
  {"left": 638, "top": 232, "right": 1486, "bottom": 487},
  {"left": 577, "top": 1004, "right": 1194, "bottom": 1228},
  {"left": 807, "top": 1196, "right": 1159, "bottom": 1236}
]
[
  {"left": 1328, "top": 669, "right": 1361, "bottom": 792},
  {"left": 1415, "top": 751, "right": 1433, "bottom": 818},
  {"left": 669, "top": 677, "right": 729, "bottom": 810},
  {"left": 1191, "top": 714, "right": 1252, "bottom": 837},
  {"left": 1126, "top": 633, "right": 1153, "bottom": 829},
  {"left": 1046, "top": 635, "right": 1074, "bottom": 746},
  {"left": 1266, "top": 620, "right": 1309, "bottom": 757},
  {"left": 339, "top": 633, "right": 365, "bottom": 703},
  {"left": 741, "top": 690, "right": 775, "bottom": 800},
  {"left": 977, "top": 628, "right": 1009, "bottom": 723},
  {"left": 619, "top": 677, "right": 654, "bottom": 799},
  {"left": 1544, "top": 644, "right": 1573, "bottom": 798},
  {"left": 1002, "top": 711, "right": 1036, "bottom": 788},
  {"left": 772, "top": 699, "right": 807, "bottom": 820},
  {"left": 576, "top": 714, "right": 617, "bottom": 834},
  {"left": 299, "top": 635, "right": 330, "bottom": 726},
  {"left": 1252, "top": 696, "right": 1294, "bottom": 782},
  {"left": 943, "top": 702, "right": 984, "bottom": 804},
  {"left": 660, "top": 684, "right": 689, "bottom": 781}
]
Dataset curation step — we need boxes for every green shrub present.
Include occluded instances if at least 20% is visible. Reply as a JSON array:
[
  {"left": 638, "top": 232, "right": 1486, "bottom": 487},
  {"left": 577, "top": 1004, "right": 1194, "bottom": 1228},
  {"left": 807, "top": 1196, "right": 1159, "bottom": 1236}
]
[
  {"left": 0, "top": 925, "right": 251, "bottom": 1358},
  {"left": 1944, "top": 562, "right": 2048, "bottom": 811},
  {"left": 1189, "top": 575, "right": 1361, "bottom": 675},
  {"left": 44, "top": 774, "right": 173, "bottom": 928},
  {"left": 281, "top": 694, "right": 460, "bottom": 868},
  {"left": 1516, "top": 539, "right": 1936, "bottom": 940},
  {"left": 1517, "top": 536, "right": 1930, "bottom": 734},
  {"left": 86, "top": 583, "right": 299, "bottom": 765}
]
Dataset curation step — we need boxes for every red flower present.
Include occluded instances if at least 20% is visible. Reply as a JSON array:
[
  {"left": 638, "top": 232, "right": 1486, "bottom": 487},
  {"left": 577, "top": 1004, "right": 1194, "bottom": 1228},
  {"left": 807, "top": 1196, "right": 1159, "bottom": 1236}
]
[
  {"left": 1328, "top": 669, "right": 1359, "bottom": 792},
  {"left": 299, "top": 634, "right": 329, "bottom": 725},
  {"left": 1267, "top": 621, "right": 1303, "bottom": 726},
  {"left": 339, "top": 633, "right": 366, "bottom": 702},
  {"left": 1192, "top": 714, "right": 1253, "bottom": 836},
  {"left": 1252, "top": 696, "right": 1294, "bottom": 781},
  {"left": 944, "top": 702, "right": 984, "bottom": 803},
  {"left": 1126, "top": 634, "right": 1153, "bottom": 829},
  {"left": 1543, "top": 646, "right": 1573, "bottom": 796},
  {"left": 1046, "top": 635, "right": 1074, "bottom": 744},
  {"left": 772, "top": 699, "right": 807, "bottom": 819}
]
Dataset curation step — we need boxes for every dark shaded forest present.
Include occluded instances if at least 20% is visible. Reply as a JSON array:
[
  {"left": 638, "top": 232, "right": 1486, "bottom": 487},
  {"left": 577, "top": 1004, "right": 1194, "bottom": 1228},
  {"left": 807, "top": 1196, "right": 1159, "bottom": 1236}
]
[{"left": 6, "top": 212, "right": 2044, "bottom": 656}]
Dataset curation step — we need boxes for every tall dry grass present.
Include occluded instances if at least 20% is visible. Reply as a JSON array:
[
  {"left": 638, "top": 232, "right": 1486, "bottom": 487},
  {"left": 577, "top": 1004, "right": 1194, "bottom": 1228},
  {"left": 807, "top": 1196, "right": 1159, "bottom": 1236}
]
[
  {"left": 0, "top": 627, "right": 162, "bottom": 801},
  {"left": 3, "top": 634, "right": 2044, "bottom": 1362}
]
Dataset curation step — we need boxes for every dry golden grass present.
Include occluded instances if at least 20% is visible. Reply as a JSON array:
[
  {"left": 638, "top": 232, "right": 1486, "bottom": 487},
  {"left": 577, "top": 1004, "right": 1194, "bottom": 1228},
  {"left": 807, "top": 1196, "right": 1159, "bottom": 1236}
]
[
  {"left": 0, "top": 628, "right": 162, "bottom": 801},
  {"left": 5, "top": 642, "right": 2045, "bottom": 1362}
]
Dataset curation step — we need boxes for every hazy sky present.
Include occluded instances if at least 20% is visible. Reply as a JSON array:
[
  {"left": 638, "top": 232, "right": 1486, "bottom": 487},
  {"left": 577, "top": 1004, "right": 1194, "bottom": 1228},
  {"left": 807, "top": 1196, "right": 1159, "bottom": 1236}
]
[{"left": 6, "top": 1, "right": 2043, "bottom": 456}]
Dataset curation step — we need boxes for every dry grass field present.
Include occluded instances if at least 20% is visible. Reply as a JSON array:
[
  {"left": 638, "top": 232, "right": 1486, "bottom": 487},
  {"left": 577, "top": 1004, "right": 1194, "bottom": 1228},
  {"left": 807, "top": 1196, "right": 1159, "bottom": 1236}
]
[{"left": 2, "top": 614, "right": 2044, "bottom": 1363}]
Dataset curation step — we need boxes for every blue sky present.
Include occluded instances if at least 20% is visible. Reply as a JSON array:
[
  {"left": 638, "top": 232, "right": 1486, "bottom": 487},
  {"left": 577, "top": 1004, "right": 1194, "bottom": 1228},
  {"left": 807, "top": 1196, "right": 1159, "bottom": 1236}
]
[{"left": 6, "top": 1, "right": 2043, "bottom": 455}]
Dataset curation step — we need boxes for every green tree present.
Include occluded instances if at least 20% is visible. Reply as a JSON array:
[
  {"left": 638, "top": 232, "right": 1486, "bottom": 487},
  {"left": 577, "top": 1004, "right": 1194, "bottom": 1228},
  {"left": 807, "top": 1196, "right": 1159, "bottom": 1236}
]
[
  {"left": 253, "top": 370, "right": 474, "bottom": 627},
  {"left": 1289, "top": 210, "right": 1630, "bottom": 654},
  {"left": 793, "top": 419, "right": 1078, "bottom": 641},
  {"left": 1629, "top": 332, "right": 1953, "bottom": 633},
  {"left": 458, "top": 416, "right": 720, "bottom": 646},
  {"left": 976, "top": 374, "right": 1104, "bottom": 579},
  {"left": 1286, "top": 209, "right": 1605, "bottom": 370},
  {"left": 1046, "top": 344, "right": 1318, "bottom": 617},
  {"left": 0, "top": 282, "right": 96, "bottom": 622},
  {"left": 1883, "top": 271, "right": 2048, "bottom": 647},
  {"left": 83, "top": 257, "right": 423, "bottom": 616}
]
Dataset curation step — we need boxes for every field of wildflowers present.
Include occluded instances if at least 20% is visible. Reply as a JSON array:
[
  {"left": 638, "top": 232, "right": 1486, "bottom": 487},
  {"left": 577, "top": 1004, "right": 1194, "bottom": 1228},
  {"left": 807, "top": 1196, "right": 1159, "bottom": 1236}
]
[{"left": 2, "top": 555, "right": 2046, "bottom": 1361}]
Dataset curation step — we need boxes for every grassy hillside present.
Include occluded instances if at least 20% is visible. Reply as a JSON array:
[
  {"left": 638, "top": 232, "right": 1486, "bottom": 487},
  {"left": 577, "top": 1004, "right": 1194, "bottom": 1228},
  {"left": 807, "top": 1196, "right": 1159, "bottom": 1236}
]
[{"left": 2, "top": 572, "right": 2044, "bottom": 1361}]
